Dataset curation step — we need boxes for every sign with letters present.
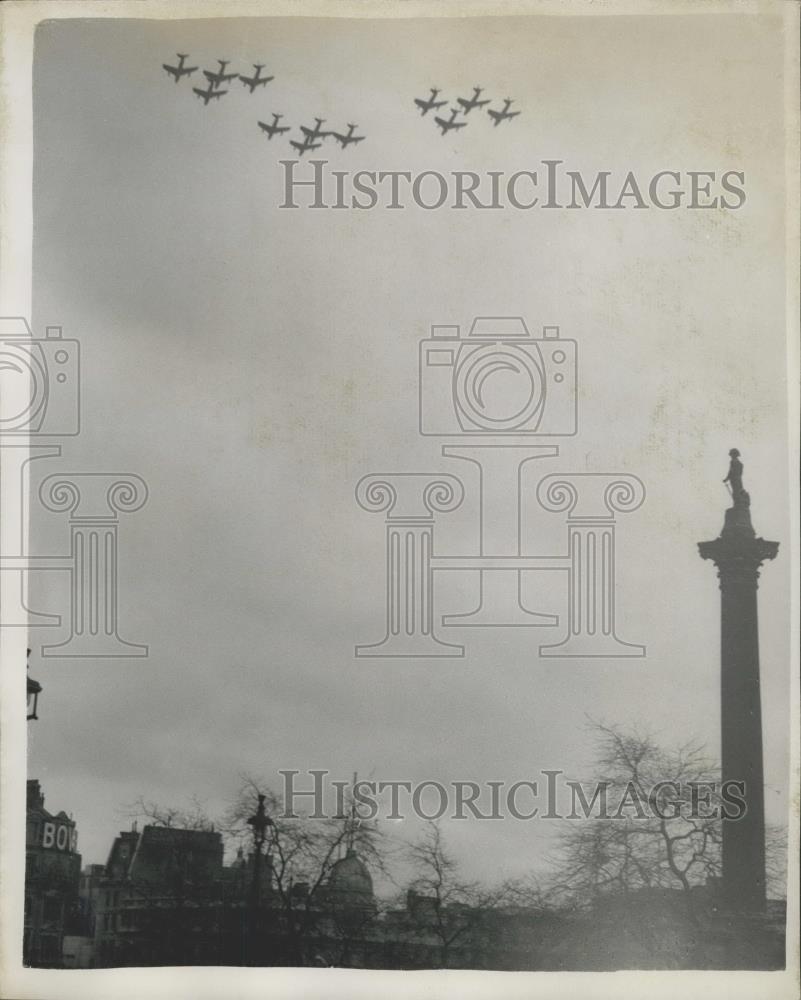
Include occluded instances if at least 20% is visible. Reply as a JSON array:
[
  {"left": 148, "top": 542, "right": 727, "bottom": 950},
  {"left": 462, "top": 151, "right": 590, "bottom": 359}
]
[{"left": 40, "top": 821, "right": 78, "bottom": 854}]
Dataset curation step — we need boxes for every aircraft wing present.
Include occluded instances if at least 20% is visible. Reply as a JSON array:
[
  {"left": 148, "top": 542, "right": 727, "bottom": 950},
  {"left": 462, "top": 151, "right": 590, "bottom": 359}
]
[{"left": 163, "top": 65, "right": 177, "bottom": 77}]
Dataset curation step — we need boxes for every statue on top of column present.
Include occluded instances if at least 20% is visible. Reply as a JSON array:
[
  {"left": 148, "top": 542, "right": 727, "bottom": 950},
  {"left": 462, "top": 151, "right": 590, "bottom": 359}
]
[{"left": 723, "top": 448, "right": 748, "bottom": 506}]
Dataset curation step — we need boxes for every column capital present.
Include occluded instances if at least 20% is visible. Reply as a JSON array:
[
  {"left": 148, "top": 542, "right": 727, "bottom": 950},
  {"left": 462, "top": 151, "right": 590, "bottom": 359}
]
[
  {"left": 698, "top": 534, "right": 779, "bottom": 590},
  {"left": 355, "top": 473, "right": 463, "bottom": 521},
  {"left": 537, "top": 473, "right": 645, "bottom": 520},
  {"left": 698, "top": 535, "right": 779, "bottom": 569},
  {"left": 39, "top": 473, "right": 148, "bottom": 521}
]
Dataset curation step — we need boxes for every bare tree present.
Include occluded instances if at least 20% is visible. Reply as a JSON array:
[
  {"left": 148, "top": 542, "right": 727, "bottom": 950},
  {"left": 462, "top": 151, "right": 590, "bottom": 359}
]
[
  {"left": 218, "top": 774, "right": 391, "bottom": 966},
  {"left": 124, "top": 794, "right": 216, "bottom": 832},
  {"left": 544, "top": 722, "right": 723, "bottom": 916},
  {"left": 402, "top": 820, "right": 506, "bottom": 968},
  {"left": 545, "top": 721, "right": 787, "bottom": 919}
]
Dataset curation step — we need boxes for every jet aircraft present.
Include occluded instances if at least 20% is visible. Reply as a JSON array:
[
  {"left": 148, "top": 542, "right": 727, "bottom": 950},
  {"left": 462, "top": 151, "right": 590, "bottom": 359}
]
[
  {"left": 331, "top": 124, "right": 365, "bottom": 148},
  {"left": 240, "top": 64, "right": 274, "bottom": 93},
  {"left": 289, "top": 136, "right": 323, "bottom": 156},
  {"left": 258, "top": 113, "right": 291, "bottom": 139},
  {"left": 203, "top": 60, "right": 239, "bottom": 87},
  {"left": 299, "top": 118, "right": 331, "bottom": 142},
  {"left": 193, "top": 80, "right": 228, "bottom": 105},
  {"left": 163, "top": 53, "right": 198, "bottom": 82},
  {"left": 487, "top": 98, "right": 520, "bottom": 126},
  {"left": 457, "top": 86, "right": 491, "bottom": 114},
  {"left": 434, "top": 108, "right": 467, "bottom": 135},
  {"left": 414, "top": 88, "right": 448, "bottom": 116}
]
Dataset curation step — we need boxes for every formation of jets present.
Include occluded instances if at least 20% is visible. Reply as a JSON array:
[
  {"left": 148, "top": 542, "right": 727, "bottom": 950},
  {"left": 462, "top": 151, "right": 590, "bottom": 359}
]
[
  {"left": 191, "top": 57, "right": 260, "bottom": 103},
  {"left": 164, "top": 58, "right": 516, "bottom": 152},
  {"left": 414, "top": 85, "right": 521, "bottom": 136},
  {"left": 159, "top": 54, "right": 274, "bottom": 103},
  {"left": 163, "top": 54, "right": 367, "bottom": 154},
  {"left": 287, "top": 117, "right": 366, "bottom": 155}
]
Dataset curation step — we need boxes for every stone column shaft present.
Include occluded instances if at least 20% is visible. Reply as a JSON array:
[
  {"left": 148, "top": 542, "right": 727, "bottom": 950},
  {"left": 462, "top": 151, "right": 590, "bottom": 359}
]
[{"left": 699, "top": 499, "right": 778, "bottom": 914}]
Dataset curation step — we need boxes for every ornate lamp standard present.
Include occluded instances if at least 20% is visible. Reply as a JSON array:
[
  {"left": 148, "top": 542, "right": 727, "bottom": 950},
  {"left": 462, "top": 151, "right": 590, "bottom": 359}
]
[
  {"left": 246, "top": 794, "right": 273, "bottom": 963},
  {"left": 247, "top": 794, "right": 273, "bottom": 907},
  {"left": 25, "top": 647, "right": 44, "bottom": 966},
  {"left": 26, "top": 648, "right": 42, "bottom": 721}
]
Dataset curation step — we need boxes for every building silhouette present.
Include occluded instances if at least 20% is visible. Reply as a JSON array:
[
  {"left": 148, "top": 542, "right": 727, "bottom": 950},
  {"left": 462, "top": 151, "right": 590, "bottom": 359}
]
[{"left": 24, "top": 780, "right": 82, "bottom": 967}]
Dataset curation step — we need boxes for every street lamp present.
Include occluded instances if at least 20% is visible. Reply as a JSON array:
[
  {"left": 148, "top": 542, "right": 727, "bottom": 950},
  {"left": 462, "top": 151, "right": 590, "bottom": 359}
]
[
  {"left": 26, "top": 649, "right": 42, "bottom": 721},
  {"left": 246, "top": 794, "right": 273, "bottom": 907},
  {"left": 246, "top": 793, "right": 273, "bottom": 965}
]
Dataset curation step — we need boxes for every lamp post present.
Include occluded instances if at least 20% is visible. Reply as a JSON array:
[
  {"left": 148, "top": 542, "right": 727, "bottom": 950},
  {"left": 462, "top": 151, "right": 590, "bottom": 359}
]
[
  {"left": 25, "top": 647, "right": 43, "bottom": 966},
  {"left": 246, "top": 794, "right": 273, "bottom": 963},
  {"left": 26, "top": 648, "right": 42, "bottom": 721}
]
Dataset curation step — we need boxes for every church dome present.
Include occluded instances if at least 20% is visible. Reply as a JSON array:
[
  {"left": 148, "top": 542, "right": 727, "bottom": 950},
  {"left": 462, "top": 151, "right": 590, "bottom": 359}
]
[{"left": 326, "top": 849, "right": 374, "bottom": 905}]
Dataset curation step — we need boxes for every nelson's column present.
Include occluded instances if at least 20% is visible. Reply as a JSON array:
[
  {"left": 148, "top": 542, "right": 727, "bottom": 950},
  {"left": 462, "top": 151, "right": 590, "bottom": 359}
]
[{"left": 698, "top": 449, "right": 779, "bottom": 913}]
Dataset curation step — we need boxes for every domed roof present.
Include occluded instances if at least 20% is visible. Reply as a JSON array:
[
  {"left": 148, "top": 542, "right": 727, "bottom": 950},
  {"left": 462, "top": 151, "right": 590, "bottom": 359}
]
[{"left": 326, "top": 849, "right": 374, "bottom": 904}]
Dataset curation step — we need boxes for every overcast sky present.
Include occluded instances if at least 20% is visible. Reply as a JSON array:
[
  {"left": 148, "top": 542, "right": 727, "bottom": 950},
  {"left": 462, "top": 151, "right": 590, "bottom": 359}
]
[{"left": 27, "top": 11, "right": 790, "bottom": 886}]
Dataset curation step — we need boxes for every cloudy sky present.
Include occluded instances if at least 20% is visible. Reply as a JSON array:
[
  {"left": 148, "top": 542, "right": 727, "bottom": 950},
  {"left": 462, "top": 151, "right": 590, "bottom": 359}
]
[{"left": 27, "top": 11, "right": 791, "bottom": 886}]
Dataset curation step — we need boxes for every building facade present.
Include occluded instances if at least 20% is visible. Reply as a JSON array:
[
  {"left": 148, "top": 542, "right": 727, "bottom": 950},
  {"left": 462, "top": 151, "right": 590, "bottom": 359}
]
[{"left": 24, "top": 779, "right": 82, "bottom": 967}]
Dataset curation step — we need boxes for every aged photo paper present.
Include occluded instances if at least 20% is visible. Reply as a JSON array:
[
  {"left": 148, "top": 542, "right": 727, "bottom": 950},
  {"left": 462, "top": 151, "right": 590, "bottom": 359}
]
[{"left": 1, "top": 2, "right": 798, "bottom": 998}]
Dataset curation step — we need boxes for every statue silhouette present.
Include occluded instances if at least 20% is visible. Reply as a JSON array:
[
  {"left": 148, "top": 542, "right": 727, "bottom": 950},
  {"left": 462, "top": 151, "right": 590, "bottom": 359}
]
[{"left": 723, "top": 448, "right": 745, "bottom": 502}]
